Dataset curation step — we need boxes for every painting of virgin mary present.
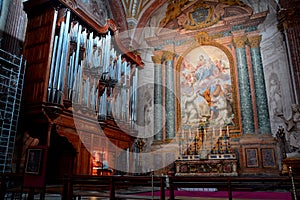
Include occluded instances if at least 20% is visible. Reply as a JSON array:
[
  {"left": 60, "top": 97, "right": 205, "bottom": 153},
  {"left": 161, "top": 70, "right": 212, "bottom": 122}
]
[{"left": 180, "top": 46, "right": 234, "bottom": 128}]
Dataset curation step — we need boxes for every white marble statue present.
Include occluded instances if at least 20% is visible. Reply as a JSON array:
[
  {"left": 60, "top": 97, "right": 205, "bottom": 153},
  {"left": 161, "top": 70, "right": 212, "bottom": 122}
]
[{"left": 278, "top": 104, "right": 300, "bottom": 158}]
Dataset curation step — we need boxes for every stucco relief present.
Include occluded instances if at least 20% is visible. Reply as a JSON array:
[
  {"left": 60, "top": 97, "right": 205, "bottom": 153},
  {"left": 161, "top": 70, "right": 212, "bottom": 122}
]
[
  {"left": 261, "top": 30, "right": 294, "bottom": 137},
  {"left": 268, "top": 72, "right": 283, "bottom": 117}
]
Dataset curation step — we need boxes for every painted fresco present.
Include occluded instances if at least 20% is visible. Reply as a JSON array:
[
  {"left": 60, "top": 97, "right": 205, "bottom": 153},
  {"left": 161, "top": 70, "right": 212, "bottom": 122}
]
[{"left": 180, "top": 45, "right": 234, "bottom": 129}]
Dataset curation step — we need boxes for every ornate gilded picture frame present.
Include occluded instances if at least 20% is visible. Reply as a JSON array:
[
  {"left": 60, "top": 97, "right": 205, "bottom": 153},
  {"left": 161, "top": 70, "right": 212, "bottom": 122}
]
[{"left": 179, "top": 45, "right": 237, "bottom": 130}]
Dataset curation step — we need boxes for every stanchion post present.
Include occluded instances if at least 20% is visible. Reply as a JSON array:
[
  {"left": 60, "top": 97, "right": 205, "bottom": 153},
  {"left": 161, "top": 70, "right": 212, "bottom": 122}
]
[{"left": 289, "top": 166, "right": 298, "bottom": 200}]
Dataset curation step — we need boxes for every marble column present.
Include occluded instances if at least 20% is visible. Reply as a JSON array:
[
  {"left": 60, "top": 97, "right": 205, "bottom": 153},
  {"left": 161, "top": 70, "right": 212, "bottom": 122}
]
[
  {"left": 163, "top": 51, "right": 176, "bottom": 139},
  {"left": 152, "top": 55, "right": 163, "bottom": 141},
  {"left": 233, "top": 36, "right": 255, "bottom": 134},
  {"left": 248, "top": 35, "right": 271, "bottom": 134}
]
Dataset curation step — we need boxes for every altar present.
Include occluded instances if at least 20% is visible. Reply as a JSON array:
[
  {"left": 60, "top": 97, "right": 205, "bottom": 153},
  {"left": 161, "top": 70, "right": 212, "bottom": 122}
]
[
  {"left": 175, "top": 126, "right": 238, "bottom": 176},
  {"left": 175, "top": 154, "right": 238, "bottom": 176}
]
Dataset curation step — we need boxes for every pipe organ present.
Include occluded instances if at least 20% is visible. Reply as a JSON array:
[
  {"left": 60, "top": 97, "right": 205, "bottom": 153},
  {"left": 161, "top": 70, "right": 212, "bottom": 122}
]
[
  {"left": 47, "top": 10, "right": 139, "bottom": 123},
  {"left": 22, "top": 0, "right": 143, "bottom": 177}
]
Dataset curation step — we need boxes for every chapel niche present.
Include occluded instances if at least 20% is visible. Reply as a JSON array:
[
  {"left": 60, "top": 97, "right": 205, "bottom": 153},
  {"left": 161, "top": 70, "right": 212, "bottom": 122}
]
[{"left": 146, "top": 0, "right": 279, "bottom": 176}]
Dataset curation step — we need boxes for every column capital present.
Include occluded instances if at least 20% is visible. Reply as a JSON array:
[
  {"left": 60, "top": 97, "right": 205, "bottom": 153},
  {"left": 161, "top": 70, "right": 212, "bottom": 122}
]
[
  {"left": 151, "top": 55, "right": 163, "bottom": 64},
  {"left": 247, "top": 35, "right": 262, "bottom": 48},
  {"left": 277, "top": 7, "right": 300, "bottom": 31},
  {"left": 233, "top": 36, "right": 247, "bottom": 48},
  {"left": 162, "top": 51, "right": 175, "bottom": 61}
]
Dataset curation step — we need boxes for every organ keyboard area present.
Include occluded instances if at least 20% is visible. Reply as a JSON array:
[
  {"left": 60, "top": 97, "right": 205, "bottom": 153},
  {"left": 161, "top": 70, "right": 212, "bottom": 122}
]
[{"left": 47, "top": 9, "right": 140, "bottom": 123}]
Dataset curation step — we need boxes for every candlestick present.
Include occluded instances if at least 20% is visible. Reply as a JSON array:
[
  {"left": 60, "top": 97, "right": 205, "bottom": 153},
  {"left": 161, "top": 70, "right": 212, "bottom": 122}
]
[
  {"left": 226, "top": 126, "right": 229, "bottom": 136},
  {"left": 210, "top": 129, "right": 213, "bottom": 151},
  {"left": 127, "top": 148, "right": 129, "bottom": 172}
]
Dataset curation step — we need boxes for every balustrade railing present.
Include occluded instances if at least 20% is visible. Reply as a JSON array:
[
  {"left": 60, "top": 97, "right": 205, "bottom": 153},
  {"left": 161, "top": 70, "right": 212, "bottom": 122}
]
[{"left": 0, "top": 173, "right": 299, "bottom": 200}]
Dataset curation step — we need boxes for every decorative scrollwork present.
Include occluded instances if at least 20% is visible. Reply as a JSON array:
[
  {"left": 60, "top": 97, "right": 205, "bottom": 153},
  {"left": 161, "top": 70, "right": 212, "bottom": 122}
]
[
  {"left": 159, "top": 0, "right": 189, "bottom": 27},
  {"left": 61, "top": 0, "right": 78, "bottom": 9},
  {"left": 195, "top": 32, "right": 213, "bottom": 45},
  {"left": 183, "top": 2, "right": 221, "bottom": 30}
]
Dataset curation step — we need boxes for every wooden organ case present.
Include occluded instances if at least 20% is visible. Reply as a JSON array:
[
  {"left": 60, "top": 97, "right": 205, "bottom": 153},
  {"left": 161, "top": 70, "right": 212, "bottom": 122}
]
[{"left": 22, "top": 0, "right": 143, "bottom": 179}]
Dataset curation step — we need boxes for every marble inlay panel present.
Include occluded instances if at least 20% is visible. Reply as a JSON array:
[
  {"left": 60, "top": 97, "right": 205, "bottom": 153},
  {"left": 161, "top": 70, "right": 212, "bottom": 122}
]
[
  {"left": 165, "top": 60, "right": 176, "bottom": 139},
  {"left": 236, "top": 47, "right": 254, "bottom": 133},
  {"left": 251, "top": 47, "right": 271, "bottom": 134},
  {"left": 154, "top": 64, "right": 163, "bottom": 140}
]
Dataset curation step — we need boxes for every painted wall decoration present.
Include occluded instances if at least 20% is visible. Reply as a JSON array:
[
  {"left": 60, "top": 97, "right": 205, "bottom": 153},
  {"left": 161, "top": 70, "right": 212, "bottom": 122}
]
[{"left": 180, "top": 45, "right": 233, "bottom": 129}]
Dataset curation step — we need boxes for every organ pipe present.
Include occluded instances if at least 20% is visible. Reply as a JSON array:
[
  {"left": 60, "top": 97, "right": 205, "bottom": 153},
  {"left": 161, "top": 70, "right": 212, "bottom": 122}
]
[{"left": 47, "top": 9, "right": 139, "bottom": 124}]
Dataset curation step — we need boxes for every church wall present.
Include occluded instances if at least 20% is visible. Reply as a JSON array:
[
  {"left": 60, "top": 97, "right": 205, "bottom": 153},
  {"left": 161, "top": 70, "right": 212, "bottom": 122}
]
[
  {"left": 259, "top": 4, "right": 294, "bottom": 137},
  {"left": 261, "top": 31, "right": 294, "bottom": 135},
  {"left": 133, "top": 0, "right": 283, "bottom": 176},
  {"left": 1, "top": 0, "right": 298, "bottom": 177}
]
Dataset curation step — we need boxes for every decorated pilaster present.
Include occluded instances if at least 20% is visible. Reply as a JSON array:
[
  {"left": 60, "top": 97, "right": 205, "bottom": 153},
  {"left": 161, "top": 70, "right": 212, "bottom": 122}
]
[
  {"left": 233, "top": 35, "right": 255, "bottom": 134},
  {"left": 163, "top": 51, "right": 176, "bottom": 139},
  {"left": 277, "top": 0, "right": 300, "bottom": 104},
  {"left": 248, "top": 35, "right": 271, "bottom": 134},
  {"left": 152, "top": 54, "right": 163, "bottom": 141}
]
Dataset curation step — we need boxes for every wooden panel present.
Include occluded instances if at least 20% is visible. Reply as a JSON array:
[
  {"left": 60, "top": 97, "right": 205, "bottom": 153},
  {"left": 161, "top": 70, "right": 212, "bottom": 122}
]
[{"left": 23, "top": 7, "right": 57, "bottom": 104}]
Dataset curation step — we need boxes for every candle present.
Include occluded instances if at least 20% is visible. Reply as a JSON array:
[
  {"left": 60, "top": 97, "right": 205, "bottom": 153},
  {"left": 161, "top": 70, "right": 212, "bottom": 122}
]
[
  {"left": 127, "top": 148, "right": 129, "bottom": 172},
  {"left": 227, "top": 126, "right": 229, "bottom": 136}
]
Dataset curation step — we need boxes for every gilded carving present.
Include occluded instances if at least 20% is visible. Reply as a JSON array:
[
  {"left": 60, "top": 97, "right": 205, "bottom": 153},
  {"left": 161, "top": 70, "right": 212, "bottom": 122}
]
[
  {"left": 163, "top": 51, "right": 175, "bottom": 61},
  {"left": 183, "top": 2, "right": 220, "bottom": 30},
  {"left": 177, "top": 14, "right": 188, "bottom": 26},
  {"left": 195, "top": 32, "right": 213, "bottom": 45},
  {"left": 247, "top": 35, "right": 262, "bottom": 48},
  {"left": 159, "top": 0, "right": 250, "bottom": 30},
  {"left": 233, "top": 36, "right": 247, "bottom": 48},
  {"left": 151, "top": 55, "right": 163, "bottom": 64},
  {"left": 159, "top": 0, "right": 189, "bottom": 27}
]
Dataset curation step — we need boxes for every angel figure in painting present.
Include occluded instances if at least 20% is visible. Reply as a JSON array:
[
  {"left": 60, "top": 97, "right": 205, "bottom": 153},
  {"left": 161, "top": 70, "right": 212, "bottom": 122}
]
[{"left": 278, "top": 104, "right": 300, "bottom": 157}]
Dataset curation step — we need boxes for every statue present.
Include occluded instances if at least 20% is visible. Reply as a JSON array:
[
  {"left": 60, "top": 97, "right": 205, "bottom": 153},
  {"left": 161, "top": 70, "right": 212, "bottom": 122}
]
[
  {"left": 278, "top": 104, "right": 300, "bottom": 158},
  {"left": 276, "top": 126, "right": 287, "bottom": 159}
]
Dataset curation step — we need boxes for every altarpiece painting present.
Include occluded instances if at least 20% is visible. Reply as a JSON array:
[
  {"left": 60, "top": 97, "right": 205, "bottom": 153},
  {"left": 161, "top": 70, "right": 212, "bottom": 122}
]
[{"left": 180, "top": 45, "right": 234, "bottom": 130}]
